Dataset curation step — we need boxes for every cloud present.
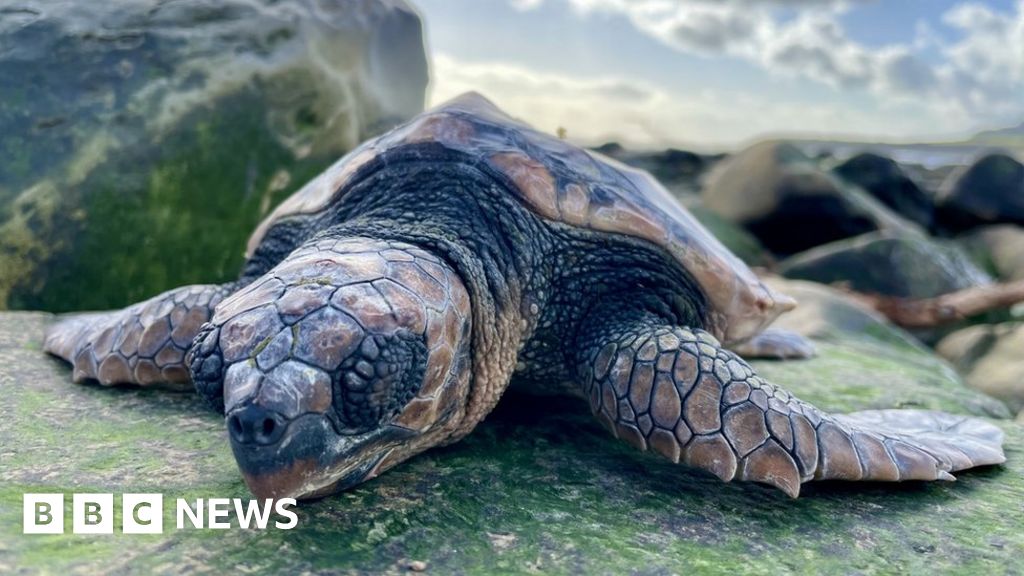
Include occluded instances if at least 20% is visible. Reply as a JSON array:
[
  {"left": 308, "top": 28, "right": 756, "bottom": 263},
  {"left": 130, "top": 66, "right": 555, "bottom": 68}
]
[
  {"left": 428, "top": 52, "right": 956, "bottom": 147},
  {"left": 510, "top": 0, "right": 1024, "bottom": 128},
  {"left": 509, "top": 0, "right": 544, "bottom": 10},
  {"left": 520, "top": 0, "right": 869, "bottom": 10}
]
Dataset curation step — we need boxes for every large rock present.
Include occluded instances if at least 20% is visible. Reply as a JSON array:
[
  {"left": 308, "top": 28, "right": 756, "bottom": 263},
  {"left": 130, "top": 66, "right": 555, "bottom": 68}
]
[
  {"left": 702, "top": 141, "right": 916, "bottom": 255},
  {"left": 689, "top": 204, "right": 774, "bottom": 268},
  {"left": 936, "top": 153, "right": 1024, "bottom": 232},
  {"left": 958, "top": 224, "right": 1024, "bottom": 281},
  {"left": 593, "top": 144, "right": 718, "bottom": 197},
  {"left": 937, "top": 322, "right": 1024, "bottom": 415},
  {"left": 779, "top": 232, "right": 991, "bottom": 299},
  {"left": 833, "top": 152, "right": 933, "bottom": 229},
  {"left": 1, "top": 301, "right": 1018, "bottom": 573},
  {"left": 0, "top": 0, "right": 427, "bottom": 312}
]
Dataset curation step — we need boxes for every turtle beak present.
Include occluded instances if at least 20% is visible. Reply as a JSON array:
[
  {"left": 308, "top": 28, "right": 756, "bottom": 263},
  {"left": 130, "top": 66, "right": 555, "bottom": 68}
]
[
  {"left": 226, "top": 404, "right": 414, "bottom": 499},
  {"left": 721, "top": 281, "right": 798, "bottom": 345},
  {"left": 772, "top": 290, "right": 798, "bottom": 313}
]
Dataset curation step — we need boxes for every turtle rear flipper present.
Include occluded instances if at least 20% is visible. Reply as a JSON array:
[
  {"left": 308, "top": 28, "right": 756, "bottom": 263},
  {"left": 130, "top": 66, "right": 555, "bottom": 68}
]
[
  {"left": 44, "top": 283, "right": 237, "bottom": 387},
  {"left": 831, "top": 409, "right": 1005, "bottom": 479},
  {"left": 573, "top": 304, "right": 1006, "bottom": 498}
]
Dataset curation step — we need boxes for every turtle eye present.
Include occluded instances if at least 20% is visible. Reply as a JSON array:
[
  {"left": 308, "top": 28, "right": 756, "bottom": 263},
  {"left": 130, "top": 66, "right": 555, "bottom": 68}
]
[
  {"left": 188, "top": 323, "right": 227, "bottom": 414},
  {"left": 331, "top": 330, "right": 428, "bottom": 434}
]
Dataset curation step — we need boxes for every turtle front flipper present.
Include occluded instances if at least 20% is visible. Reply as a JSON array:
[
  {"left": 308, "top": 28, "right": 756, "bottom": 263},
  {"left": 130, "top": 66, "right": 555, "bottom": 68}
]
[
  {"left": 44, "top": 283, "right": 238, "bottom": 387},
  {"left": 573, "top": 306, "right": 1005, "bottom": 497}
]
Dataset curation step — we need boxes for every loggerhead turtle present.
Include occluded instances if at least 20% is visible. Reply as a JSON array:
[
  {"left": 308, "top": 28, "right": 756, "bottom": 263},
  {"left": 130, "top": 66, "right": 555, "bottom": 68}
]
[{"left": 44, "top": 93, "right": 1005, "bottom": 499}]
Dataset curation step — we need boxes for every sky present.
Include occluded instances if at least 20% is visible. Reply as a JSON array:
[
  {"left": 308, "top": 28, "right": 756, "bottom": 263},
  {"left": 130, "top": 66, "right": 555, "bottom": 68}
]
[{"left": 412, "top": 0, "right": 1024, "bottom": 150}]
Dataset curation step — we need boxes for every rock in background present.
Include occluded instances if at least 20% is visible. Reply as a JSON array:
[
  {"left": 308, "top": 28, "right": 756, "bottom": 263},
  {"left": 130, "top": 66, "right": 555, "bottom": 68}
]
[
  {"left": 937, "top": 322, "right": 1024, "bottom": 417},
  {"left": 936, "top": 153, "right": 1024, "bottom": 232},
  {"left": 702, "top": 141, "right": 918, "bottom": 255},
  {"left": 958, "top": 224, "right": 1024, "bottom": 282},
  {"left": 832, "top": 152, "right": 934, "bottom": 230},
  {"left": 779, "top": 232, "right": 991, "bottom": 300},
  {"left": 611, "top": 138, "right": 1024, "bottom": 415},
  {"left": 0, "top": 0, "right": 428, "bottom": 312}
]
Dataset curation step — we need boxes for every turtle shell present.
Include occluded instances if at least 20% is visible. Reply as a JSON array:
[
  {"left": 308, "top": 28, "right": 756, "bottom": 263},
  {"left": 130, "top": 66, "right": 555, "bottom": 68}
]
[{"left": 247, "top": 92, "right": 795, "bottom": 344}]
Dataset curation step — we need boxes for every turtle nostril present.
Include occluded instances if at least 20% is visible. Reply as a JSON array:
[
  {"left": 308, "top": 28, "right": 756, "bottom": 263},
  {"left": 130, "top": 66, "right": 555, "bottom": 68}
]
[
  {"left": 260, "top": 417, "right": 276, "bottom": 438},
  {"left": 227, "top": 405, "right": 287, "bottom": 446},
  {"left": 228, "top": 413, "right": 245, "bottom": 442}
]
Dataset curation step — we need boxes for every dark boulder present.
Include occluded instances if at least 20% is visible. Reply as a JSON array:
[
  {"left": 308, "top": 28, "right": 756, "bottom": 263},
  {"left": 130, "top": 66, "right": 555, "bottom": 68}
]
[
  {"left": 593, "top": 145, "right": 714, "bottom": 197},
  {"left": 702, "top": 141, "right": 916, "bottom": 256},
  {"left": 779, "top": 232, "right": 991, "bottom": 299},
  {"left": 833, "top": 152, "right": 933, "bottom": 229},
  {"left": 936, "top": 153, "right": 1024, "bottom": 232},
  {"left": 592, "top": 142, "right": 626, "bottom": 157}
]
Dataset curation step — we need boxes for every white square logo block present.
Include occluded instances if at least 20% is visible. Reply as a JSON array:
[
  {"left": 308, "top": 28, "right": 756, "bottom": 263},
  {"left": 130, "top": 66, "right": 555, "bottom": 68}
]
[
  {"left": 122, "top": 494, "right": 164, "bottom": 534},
  {"left": 23, "top": 494, "right": 64, "bottom": 534},
  {"left": 73, "top": 493, "right": 114, "bottom": 534}
]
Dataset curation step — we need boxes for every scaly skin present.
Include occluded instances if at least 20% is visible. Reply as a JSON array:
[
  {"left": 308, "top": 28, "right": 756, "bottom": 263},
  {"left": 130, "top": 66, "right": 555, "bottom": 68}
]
[
  {"left": 574, "top": 303, "right": 1005, "bottom": 497},
  {"left": 186, "top": 236, "right": 473, "bottom": 498},
  {"left": 43, "top": 100, "right": 1006, "bottom": 499},
  {"left": 43, "top": 283, "right": 238, "bottom": 387}
]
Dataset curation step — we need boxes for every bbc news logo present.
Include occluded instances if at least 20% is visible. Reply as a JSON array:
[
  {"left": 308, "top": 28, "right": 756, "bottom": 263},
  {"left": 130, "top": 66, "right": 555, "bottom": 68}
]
[{"left": 23, "top": 494, "right": 298, "bottom": 534}]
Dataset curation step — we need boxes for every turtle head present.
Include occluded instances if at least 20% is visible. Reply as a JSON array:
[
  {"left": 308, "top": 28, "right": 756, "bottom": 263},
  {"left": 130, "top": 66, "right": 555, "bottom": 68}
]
[{"left": 189, "top": 238, "right": 472, "bottom": 499}]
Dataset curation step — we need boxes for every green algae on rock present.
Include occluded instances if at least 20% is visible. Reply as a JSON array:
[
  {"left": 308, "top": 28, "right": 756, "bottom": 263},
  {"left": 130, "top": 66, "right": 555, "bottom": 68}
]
[
  {"left": 0, "top": 0, "right": 428, "bottom": 312},
  {"left": 1, "top": 302, "right": 1020, "bottom": 574}
]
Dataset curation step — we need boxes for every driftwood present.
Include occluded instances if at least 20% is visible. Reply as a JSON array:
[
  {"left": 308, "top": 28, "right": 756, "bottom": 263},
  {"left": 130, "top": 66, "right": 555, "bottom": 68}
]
[{"left": 845, "top": 279, "right": 1024, "bottom": 329}]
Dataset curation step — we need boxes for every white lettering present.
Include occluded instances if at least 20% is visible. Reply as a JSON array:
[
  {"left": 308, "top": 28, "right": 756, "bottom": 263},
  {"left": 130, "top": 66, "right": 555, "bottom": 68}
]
[
  {"left": 274, "top": 498, "right": 298, "bottom": 530},
  {"left": 176, "top": 499, "right": 204, "bottom": 529}
]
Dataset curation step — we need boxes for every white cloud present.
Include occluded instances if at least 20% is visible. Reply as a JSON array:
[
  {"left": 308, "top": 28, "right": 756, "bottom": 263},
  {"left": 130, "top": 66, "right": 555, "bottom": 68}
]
[
  {"left": 428, "top": 52, "right": 956, "bottom": 148},
  {"left": 509, "top": 0, "right": 544, "bottom": 10},
  {"left": 509, "top": 0, "right": 1024, "bottom": 129}
]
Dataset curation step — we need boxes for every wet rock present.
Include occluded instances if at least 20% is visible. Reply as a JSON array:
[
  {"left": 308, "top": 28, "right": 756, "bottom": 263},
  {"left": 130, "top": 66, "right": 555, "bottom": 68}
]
[
  {"left": 937, "top": 322, "right": 1024, "bottom": 414},
  {"left": 833, "top": 152, "right": 933, "bottom": 229},
  {"left": 936, "top": 153, "right": 1024, "bottom": 232},
  {"left": 702, "top": 141, "right": 917, "bottom": 255},
  {"left": 2, "top": 300, "right": 1017, "bottom": 572},
  {"left": 0, "top": 0, "right": 428, "bottom": 312},
  {"left": 958, "top": 224, "right": 1024, "bottom": 281},
  {"left": 779, "top": 232, "right": 991, "bottom": 299}
]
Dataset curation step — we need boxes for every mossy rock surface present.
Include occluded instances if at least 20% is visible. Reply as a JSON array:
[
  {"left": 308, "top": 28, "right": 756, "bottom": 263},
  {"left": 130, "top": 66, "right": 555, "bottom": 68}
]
[
  {"left": 0, "top": 0, "right": 428, "bottom": 312},
  {"left": 1, "top": 301, "right": 1022, "bottom": 574}
]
